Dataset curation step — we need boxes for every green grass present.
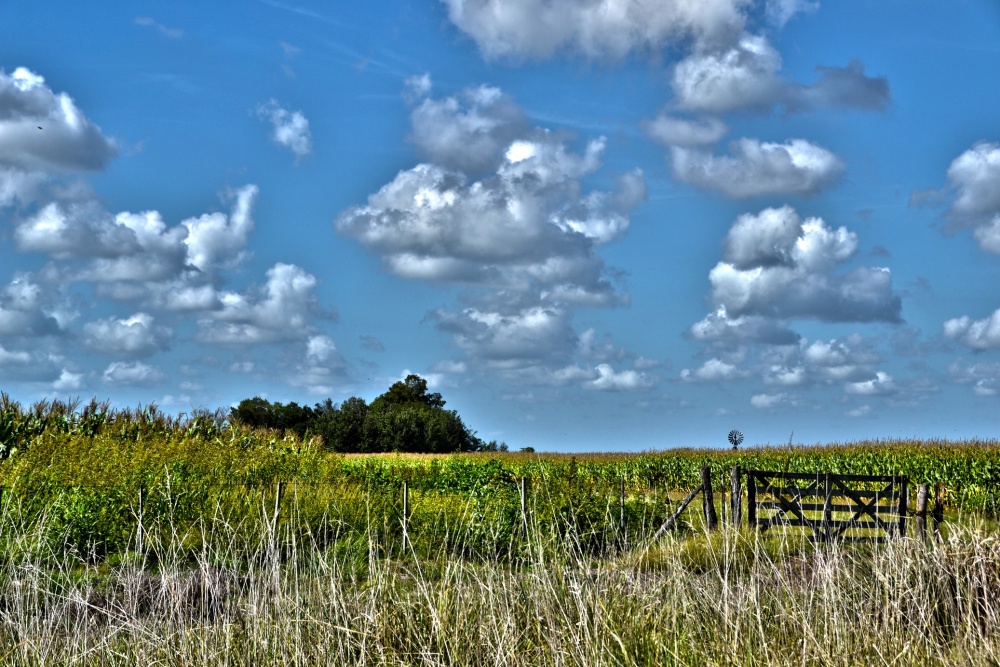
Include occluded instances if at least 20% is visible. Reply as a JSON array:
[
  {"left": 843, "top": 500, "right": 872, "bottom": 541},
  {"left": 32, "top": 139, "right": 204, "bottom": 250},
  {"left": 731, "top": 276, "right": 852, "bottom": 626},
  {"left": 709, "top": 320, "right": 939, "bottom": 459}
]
[{"left": 1, "top": 398, "right": 999, "bottom": 664}]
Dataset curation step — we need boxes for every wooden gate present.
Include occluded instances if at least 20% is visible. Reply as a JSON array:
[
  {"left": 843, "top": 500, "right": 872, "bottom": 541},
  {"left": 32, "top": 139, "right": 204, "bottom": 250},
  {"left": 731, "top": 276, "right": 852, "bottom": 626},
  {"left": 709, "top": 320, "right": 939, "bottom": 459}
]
[{"left": 745, "top": 470, "right": 908, "bottom": 542}]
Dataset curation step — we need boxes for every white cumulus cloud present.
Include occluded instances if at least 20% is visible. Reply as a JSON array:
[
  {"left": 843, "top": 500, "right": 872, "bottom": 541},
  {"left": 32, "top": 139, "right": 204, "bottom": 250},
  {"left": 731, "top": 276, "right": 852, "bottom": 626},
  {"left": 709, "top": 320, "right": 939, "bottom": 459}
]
[
  {"left": 845, "top": 371, "right": 896, "bottom": 396},
  {"left": 644, "top": 114, "right": 727, "bottom": 148},
  {"left": 944, "top": 309, "right": 1000, "bottom": 350},
  {"left": 671, "top": 35, "right": 889, "bottom": 114},
  {"left": 408, "top": 83, "right": 528, "bottom": 172},
  {"left": 707, "top": 206, "right": 901, "bottom": 323},
  {"left": 586, "top": 363, "right": 656, "bottom": 391},
  {"left": 102, "top": 361, "right": 166, "bottom": 386},
  {"left": 82, "top": 312, "right": 171, "bottom": 357},
  {"left": 670, "top": 138, "right": 844, "bottom": 198},
  {"left": 197, "top": 263, "right": 326, "bottom": 345},
  {"left": 441, "top": 0, "right": 749, "bottom": 60},
  {"left": 0, "top": 67, "right": 117, "bottom": 171},
  {"left": 256, "top": 99, "right": 312, "bottom": 162}
]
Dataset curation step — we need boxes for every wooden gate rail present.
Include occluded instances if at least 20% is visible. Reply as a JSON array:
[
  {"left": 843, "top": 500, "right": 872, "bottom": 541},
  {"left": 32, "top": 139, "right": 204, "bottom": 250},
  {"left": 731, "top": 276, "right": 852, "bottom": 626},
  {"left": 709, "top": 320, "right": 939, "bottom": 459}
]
[{"left": 745, "top": 469, "right": 908, "bottom": 542}]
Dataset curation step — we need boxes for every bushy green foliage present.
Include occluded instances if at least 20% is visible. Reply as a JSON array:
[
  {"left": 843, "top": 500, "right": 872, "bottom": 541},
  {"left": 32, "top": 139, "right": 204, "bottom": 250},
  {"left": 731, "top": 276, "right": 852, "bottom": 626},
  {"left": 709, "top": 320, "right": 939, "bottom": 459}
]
[{"left": 230, "top": 374, "right": 479, "bottom": 453}]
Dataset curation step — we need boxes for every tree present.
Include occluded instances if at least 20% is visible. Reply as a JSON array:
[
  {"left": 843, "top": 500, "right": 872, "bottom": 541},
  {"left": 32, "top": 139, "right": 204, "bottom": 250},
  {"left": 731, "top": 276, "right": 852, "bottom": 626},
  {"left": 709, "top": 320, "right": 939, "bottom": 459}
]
[
  {"left": 232, "top": 374, "right": 480, "bottom": 453},
  {"left": 374, "top": 374, "right": 445, "bottom": 410},
  {"left": 230, "top": 397, "right": 314, "bottom": 439}
]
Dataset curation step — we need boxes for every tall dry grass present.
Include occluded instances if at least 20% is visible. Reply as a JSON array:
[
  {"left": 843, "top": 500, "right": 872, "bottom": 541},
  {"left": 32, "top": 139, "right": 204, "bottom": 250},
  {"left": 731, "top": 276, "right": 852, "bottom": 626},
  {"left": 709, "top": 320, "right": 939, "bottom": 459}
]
[{"left": 0, "top": 488, "right": 997, "bottom": 666}]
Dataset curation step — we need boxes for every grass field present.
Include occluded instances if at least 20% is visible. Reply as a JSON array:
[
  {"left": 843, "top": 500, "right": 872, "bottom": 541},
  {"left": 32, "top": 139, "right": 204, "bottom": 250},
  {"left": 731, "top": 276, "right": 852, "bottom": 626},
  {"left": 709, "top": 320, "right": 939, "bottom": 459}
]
[{"left": 0, "top": 398, "right": 999, "bottom": 665}]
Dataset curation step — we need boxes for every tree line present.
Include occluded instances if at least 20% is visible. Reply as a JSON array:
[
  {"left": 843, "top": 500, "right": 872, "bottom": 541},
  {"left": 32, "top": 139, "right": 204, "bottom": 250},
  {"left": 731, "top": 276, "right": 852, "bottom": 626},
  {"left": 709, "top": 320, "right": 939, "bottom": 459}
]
[{"left": 230, "top": 374, "right": 516, "bottom": 454}]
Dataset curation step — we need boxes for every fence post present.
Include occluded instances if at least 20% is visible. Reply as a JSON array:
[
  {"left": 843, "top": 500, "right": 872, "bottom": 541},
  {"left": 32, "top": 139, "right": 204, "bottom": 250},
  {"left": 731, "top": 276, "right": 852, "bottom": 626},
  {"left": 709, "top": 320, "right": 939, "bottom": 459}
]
[
  {"left": 747, "top": 472, "right": 757, "bottom": 529},
  {"left": 701, "top": 466, "right": 718, "bottom": 531},
  {"left": 402, "top": 481, "right": 409, "bottom": 552},
  {"left": 897, "top": 476, "right": 908, "bottom": 538},
  {"left": 730, "top": 466, "right": 742, "bottom": 527},
  {"left": 822, "top": 473, "right": 833, "bottom": 542},
  {"left": 915, "top": 484, "right": 929, "bottom": 540}
]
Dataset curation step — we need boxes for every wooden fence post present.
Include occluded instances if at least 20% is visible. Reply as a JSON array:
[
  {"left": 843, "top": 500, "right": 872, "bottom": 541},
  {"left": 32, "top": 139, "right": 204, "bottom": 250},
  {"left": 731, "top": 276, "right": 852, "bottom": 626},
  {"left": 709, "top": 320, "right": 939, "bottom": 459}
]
[
  {"left": 747, "top": 472, "right": 757, "bottom": 529},
  {"left": 701, "top": 466, "right": 718, "bottom": 531},
  {"left": 402, "top": 481, "right": 409, "bottom": 552},
  {"left": 915, "top": 484, "right": 929, "bottom": 540},
  {"left": 730, "top": 466, "right": 742, "bottom": 527},
  {"left": 822, "top": 473, "right": 833, "bottom": 542},
  {"left": 897, "top": 476, "right": 908, "bottom": 538}
]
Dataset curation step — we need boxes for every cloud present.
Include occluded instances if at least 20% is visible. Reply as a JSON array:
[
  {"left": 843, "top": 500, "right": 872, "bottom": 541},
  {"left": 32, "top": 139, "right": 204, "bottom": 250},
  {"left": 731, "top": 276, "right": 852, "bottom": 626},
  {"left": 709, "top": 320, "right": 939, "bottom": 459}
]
[
  {"left": 765, "top": 0, "right": 818, "bottom": 28},
  {"left": 671, "top": 35, "right": 889, "bottom": 114},
  {"left": 432, "top": 305, "right": 577, "bottom": 365},
  {"left": 403, "top": 73, "right": 432, "bottom": 101},
  {"left": 197, "top": 263, "right": 326, "bottom": 345},
  {"left": 182, "top": 185, "right": 258, "bottom": 271},
  {"left": 645, "top": 114, "right": 727, "bottom": 148},
  {"left": 52, "top": 369, "right": 84, "bottom": 392},
  {"left": 0, "top": 67, "right": 117, "bottom": 171},
  {"left": 939, "top": 141, "right": 1000, "bottom": 254},
  {"left": 681, "top": 357, "right": 745, "bottom": 382},
  {"left": 256, "top": 99, "right": 312, "bottom": 162},
  {"left": 102, "top": 361, "right": 166, "bottom": 386},
  {"left": 0, "top": 274, "right": 67, "bottom": 337},
  {"left": 670, "top": 138, "right": 844, "bottom": 197},
  {"left": 339, "top": 81, "right": 647, "bottom": 384},
  {"left": 948, "top": 360, "right": 1000, "bottom": 396},
  {"left": 440, "top": 0, "right": 748, "bottom": 60},
  {"left": 750, "top": 392, "right": 787, "bottom": 408},
  {"left": 287, "top": 335, "right": 346, "bottom": 394},
  {"left": 707, "top": 206, "right": 901, "bottom": 323},
  {"left": 943, "top": 309, "right": 1000, "bottom": 350},
  {"left": 672, "top": 35, "right": 782, "bottom": 113},
  {"left": 15, "top": 186, "right": 257, "bottom": 294},
  {"left": 0, "top": 167, "right": 46, "bottom": 207},
  {"left": 408, "top": 83, "right": 528, "bottom": 172},
  {"left": 360, "top": 335, "right": 385, "bottom": 352},
  {"left": 586, "top": 363, "right": 656, "bottom": 391},
  {"left": 82, "top": 312, "right": 171, "bottom": 357},
  {"left": 688, "top": 308, "right": 799, "bottom": 345},
  {"left": 133, "top": 16, "right": 184, "bottom": 39},
  {"left": 845, "top": 371, "right": 896, "bottom": 396},
  {"left": 336, "top": 133, "right": 640, "bottom": 306}
]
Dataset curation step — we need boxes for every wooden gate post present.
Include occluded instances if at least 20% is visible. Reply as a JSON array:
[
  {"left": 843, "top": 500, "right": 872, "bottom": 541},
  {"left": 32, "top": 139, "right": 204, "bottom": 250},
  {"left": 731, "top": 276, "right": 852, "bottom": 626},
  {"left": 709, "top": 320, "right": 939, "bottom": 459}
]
[
  {"left": 747, "top": 473, "right": 757, "bottom": 529},
  {"left": 730, "top": 466, "right": 742, "bottom": 527},
  {"left": 897, "top": 476, "right": 909, "bottom": 538},
  {"left": 915, "top": 484, "right": 929, "bottom": 540},
  {"left": 701, "top": 467, "right": 718, "bottom": 531},
  {"left": 822, "top": 473, "right": 833, "bottom": 542}
]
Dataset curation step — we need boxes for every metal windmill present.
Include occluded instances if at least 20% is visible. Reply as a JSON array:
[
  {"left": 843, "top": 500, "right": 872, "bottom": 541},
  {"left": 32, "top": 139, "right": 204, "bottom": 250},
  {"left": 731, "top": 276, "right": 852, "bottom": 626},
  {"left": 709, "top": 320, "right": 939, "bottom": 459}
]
[{"left": 728, "top": 429, "right": 744, "bottom": 451}]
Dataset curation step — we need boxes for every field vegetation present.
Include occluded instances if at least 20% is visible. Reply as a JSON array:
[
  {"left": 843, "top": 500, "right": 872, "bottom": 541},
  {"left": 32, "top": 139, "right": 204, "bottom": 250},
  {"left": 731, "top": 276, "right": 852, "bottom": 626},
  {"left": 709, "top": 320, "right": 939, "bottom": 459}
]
[{"left": 0, "top": 393, "right": 998, "bottom": 664}]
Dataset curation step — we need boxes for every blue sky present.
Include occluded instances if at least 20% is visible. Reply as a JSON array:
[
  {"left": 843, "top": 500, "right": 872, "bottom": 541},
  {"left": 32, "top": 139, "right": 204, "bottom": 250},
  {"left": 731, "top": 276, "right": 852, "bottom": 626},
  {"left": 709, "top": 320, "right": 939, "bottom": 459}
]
[{"left": 2, "top": 0, "right": 1000, "bottom": 450}]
